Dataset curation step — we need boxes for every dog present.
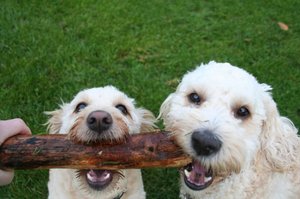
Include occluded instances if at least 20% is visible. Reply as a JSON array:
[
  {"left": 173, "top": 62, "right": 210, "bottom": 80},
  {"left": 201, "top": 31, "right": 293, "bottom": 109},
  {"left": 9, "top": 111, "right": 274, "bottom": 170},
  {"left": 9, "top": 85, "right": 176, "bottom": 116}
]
[
  {"left": 159, "top": 61, "right": 300, "bottom": 199},
  {"left": 46, "top": 86, "right": 156, "bottom": 199}
]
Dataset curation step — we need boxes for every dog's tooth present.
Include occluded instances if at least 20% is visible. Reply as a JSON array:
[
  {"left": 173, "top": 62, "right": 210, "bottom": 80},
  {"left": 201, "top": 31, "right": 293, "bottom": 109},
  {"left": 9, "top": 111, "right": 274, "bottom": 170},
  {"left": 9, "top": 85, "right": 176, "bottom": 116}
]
[
  {"left": 87, "top": 172, "right": 96, "bottom": 182},
  {"left": 204, "top": 176, "right": 212, "bottom": 183},
  {"left": 184, "top": 169, "right": 191, "bottom": 178},
  {"left": 103, "top": 172, "right": 111, "bottom": 180}
]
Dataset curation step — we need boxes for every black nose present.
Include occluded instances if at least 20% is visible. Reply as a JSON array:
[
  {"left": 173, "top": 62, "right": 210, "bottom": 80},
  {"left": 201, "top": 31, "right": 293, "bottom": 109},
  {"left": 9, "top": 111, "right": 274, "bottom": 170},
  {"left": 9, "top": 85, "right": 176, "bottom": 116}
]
[
  {"left": 87, "top": 111, "right": 113, "bottom": 133},
  {"left": 191, "top": 130, "right": 222, "bottom": 156}
]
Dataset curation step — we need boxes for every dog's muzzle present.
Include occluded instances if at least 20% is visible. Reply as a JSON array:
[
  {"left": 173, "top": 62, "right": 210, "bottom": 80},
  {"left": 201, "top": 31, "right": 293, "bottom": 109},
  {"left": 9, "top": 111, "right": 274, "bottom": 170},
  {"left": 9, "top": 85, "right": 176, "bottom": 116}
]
[
  {"left": 81, "top": 111, "right": 122, "bottom": 191},
  {"left": 181, "top": 130, "right": 222, "bottom": 191}
]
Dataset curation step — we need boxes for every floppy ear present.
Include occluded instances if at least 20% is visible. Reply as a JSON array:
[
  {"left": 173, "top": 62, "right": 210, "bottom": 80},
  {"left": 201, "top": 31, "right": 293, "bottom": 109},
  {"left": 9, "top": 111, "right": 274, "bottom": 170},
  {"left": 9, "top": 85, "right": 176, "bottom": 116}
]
[
  {"left": 260, "top": 85, "right": 299, "bottom": 171},
  {"left": 158, "top": 93, "right": 175, "bottom": 121},
  {"left": 44, "top": 105, "right": 65, "bottom": 134},
  {"left": 137, "top": 108, "right": 157, "bottom": 132}
]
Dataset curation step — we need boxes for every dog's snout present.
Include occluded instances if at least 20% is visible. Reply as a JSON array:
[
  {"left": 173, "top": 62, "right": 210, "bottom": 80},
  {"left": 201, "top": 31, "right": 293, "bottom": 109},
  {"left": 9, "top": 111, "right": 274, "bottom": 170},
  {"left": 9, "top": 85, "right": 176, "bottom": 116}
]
[
  {"left": 87, "top": 111, "right": 113, "bottom": 133},
  {"left": 191, "top": 130, "right": 222, "bottom": 156}
]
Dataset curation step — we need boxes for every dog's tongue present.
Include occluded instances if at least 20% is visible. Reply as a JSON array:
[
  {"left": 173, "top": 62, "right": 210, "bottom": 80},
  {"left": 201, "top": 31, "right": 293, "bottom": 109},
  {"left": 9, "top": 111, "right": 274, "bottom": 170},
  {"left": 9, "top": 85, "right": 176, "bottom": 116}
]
[
  {"left": 86, "top": 170, "right": 113, "bottom": 189},
  {"left": 186, "top": 162, "right": 206, "bottom": 185},
  {"left": 183, "top": 161, "right": 213, "bottom": 190}
]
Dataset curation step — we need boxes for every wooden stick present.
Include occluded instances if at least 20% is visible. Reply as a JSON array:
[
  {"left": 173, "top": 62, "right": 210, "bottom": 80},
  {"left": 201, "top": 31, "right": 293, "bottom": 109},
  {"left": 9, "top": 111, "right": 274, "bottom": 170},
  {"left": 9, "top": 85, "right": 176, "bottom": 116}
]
[{"left": 0, "top": 131, "right": 191, "bottom": 170}]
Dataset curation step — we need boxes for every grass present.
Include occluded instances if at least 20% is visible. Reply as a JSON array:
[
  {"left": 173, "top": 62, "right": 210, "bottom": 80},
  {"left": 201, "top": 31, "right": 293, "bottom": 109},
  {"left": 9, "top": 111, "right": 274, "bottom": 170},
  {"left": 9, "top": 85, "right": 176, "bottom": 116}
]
[{"left": 0, "top": 0, "right": 299, "bottom": 198}]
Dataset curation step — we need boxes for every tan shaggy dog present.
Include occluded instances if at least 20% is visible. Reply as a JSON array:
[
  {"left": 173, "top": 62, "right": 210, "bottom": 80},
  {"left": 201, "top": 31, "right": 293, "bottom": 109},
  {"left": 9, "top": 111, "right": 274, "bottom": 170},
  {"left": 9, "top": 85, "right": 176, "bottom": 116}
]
[
  {"left": 159, "top": 61, "right": 300, "bottom": 199},
  {"left": 46, "top": 86, "right": 156, "bottom": 199}
]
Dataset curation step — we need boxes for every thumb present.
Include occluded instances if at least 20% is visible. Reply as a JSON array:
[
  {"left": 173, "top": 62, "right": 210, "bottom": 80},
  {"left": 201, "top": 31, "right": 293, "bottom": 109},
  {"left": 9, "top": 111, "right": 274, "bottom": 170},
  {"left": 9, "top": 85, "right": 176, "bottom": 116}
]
[
  {"left": 0, "top": 118, "right": 31, "bottom": 145},
  {"left": 0, "top": 170, "right": 14, "bottom": 186}
]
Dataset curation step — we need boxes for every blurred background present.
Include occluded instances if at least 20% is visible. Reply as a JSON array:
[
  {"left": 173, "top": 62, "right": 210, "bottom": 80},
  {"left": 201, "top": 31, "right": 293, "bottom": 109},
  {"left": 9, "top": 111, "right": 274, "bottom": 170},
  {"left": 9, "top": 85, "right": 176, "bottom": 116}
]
[{"left": 0, "top": 0, "right": 299, "bottom": 198}]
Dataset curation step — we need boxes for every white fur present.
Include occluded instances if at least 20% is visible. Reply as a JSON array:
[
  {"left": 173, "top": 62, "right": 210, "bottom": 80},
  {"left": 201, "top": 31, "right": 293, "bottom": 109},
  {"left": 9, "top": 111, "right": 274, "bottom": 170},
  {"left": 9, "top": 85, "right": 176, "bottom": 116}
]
[
  {"left": 46, "top": 86, "right": 156, "bottom": 199},
  {"left": 160, "top": 61, "right": 300, "bottom": 199}
]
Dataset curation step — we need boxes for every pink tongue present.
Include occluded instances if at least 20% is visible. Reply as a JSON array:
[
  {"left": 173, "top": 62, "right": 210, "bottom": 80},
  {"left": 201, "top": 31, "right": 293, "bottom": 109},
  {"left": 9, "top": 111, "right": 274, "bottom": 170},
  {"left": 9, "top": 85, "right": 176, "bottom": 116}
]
[
  {"left": 188, "top": 162, "right": 206, "bottom": 186},
  {"left": 87, "top": 170, "right": 111, "bottom": 183}
]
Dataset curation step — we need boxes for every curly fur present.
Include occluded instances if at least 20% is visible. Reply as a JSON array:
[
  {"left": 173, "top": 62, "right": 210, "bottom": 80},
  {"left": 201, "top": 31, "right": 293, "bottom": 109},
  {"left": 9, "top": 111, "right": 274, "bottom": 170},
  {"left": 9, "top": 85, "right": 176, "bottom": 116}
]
[
  {"left": 46, "top": 86, "right": 156, "bottom": 199},
  {"left": 159, "top": 61, "right": 300, "bottom": 199}
]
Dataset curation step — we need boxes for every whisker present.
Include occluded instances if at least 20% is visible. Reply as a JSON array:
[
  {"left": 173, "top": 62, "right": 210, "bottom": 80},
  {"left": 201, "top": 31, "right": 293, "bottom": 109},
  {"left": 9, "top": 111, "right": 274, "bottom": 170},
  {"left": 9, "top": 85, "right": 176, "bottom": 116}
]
[
  {"left": 75, "top": 170, "right": 82, "bottom": 179},
  {"left": 115, "top": 171, "right": 125, "bottom": 179},
  {"left": 184, "top": 132, "right": 193, "bottom": 136}
]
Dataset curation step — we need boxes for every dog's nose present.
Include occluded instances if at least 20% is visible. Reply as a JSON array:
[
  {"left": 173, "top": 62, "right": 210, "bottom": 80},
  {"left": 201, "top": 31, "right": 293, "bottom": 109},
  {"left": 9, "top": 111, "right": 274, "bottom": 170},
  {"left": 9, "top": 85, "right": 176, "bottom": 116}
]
[
  {"left": 191, "top": 130, "right": 222, "bottom": 156},
  {"left": 87, "top": 111, "right": 113, "bottom": 133}
]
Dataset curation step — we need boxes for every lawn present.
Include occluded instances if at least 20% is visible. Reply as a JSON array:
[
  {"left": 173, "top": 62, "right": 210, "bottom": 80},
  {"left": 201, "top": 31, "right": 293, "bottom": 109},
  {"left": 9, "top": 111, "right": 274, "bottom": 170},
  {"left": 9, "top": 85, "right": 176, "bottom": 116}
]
[{"left": 0, "top": 0, "right": 299, "bottom": 198}]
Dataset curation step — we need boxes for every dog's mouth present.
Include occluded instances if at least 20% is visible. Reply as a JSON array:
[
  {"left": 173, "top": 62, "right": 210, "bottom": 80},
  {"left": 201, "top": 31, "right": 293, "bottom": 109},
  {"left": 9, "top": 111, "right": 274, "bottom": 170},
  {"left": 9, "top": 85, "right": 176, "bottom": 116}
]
[
  {"left": 181, "top": 160, "right": 213, "bottom": 191},
  {"left": 79, "top": 169, "right": 121, "bottom": 191}
]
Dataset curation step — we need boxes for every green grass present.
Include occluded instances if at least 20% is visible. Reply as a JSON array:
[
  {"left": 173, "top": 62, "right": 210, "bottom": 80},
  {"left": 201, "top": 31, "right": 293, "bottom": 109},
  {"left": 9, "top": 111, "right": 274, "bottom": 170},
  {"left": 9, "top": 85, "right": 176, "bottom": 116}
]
[{"left": 0, "top": 0, "right": 299, "bottom": 198}]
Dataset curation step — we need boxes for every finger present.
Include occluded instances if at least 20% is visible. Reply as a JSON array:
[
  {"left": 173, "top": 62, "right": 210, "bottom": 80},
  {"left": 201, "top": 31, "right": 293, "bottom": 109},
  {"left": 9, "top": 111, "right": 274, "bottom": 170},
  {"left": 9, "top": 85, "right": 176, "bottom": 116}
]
[
  {"left": 0, "top": 118, "right": 31, "bottom": 145},
  {"left": 0, "top": 170, "right": 14, "bottom": 186}
]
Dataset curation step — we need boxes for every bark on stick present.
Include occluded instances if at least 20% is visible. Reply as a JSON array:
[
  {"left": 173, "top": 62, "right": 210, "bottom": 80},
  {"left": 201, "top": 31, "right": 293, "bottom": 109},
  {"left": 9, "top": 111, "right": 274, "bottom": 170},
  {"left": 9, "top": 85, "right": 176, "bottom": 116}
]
[{"left": 0, "top": 131, "right": 191, "bottom": 170}]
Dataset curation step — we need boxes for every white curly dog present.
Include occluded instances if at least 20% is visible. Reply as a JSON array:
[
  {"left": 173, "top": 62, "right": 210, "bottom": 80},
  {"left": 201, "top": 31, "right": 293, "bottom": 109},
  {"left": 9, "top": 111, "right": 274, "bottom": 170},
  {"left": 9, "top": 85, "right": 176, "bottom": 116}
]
[
  {"left": 159, "top": 61, "right": 300, "bottom": 199},
  {"left": 46, "top": 86, "right": 156, "bottom": 199}
]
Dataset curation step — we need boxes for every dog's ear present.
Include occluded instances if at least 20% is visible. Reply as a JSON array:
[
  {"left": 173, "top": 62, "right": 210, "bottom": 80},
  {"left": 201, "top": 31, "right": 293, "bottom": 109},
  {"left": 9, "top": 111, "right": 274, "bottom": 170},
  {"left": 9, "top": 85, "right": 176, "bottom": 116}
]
[
  {"left": 158, "top": 93, "right": 175, "bottom": 121},
  {"left": 44, "top": 105, "right": 65, "bottom": 134},
  {"left": 260, "top": 85, "right": 299, "bottom": 171},
  {"left": 137, "top": 108, "right": 157, "bottom": 132}
]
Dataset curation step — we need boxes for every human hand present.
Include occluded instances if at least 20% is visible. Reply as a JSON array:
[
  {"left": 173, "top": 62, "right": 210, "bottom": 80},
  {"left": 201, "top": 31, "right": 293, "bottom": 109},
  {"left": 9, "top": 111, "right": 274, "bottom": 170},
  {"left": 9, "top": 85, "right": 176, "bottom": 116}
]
[{"left": 0, "top": 118, "right": 31, "bottom": 186}]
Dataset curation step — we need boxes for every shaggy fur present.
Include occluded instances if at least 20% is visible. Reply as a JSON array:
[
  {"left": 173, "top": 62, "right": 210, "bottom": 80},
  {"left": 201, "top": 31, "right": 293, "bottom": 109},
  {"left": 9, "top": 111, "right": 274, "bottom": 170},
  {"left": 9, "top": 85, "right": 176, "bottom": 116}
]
[
  {"left": 159, "top": 61, "right": 300, "bottom": 199},
  {"left": 46, "top": 86, "right": 156, "bottom": 199}
]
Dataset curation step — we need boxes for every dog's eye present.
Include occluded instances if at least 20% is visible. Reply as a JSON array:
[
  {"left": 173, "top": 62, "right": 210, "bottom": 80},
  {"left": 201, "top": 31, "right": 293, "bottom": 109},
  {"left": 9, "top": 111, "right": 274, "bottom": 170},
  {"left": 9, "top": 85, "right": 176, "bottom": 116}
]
[
  {"left": 116, "top": 104, "right": 128, "bottom": 115},
  {"left": 75, "top": 102, "right": 87, "bottom": 113},
  {"left": 188, "top": 93, "right": 201, "bottom": 105},
  {"left": 235, "top": 106, "right": 250, "bottom": 119}
]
